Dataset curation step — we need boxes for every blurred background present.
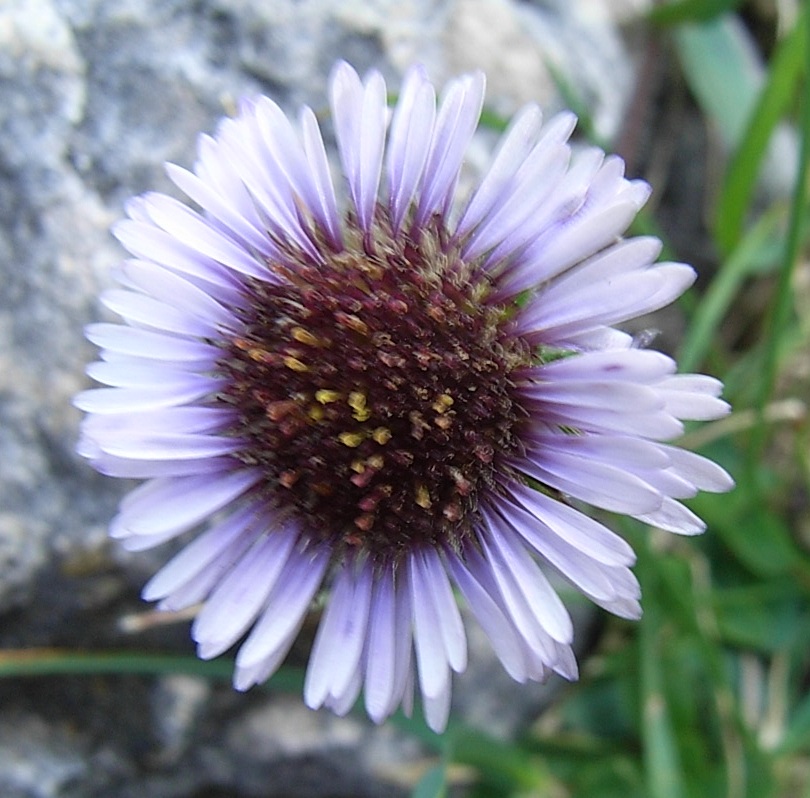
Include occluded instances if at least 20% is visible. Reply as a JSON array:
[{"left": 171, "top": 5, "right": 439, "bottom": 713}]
[{"left": 0, "top": 0, "right": 808, "bottom": 795}]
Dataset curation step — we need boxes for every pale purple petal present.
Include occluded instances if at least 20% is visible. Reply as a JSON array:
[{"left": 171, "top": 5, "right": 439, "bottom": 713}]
[
  {"left": 390, "top": 567, "right": 415, "bottom": 719},
  {"left": 194, "top": 132, "right": 268, "bottom": 231},
  {"left": 562, "top": 326, "right": 635, "bottom": 351},
  {"left": 85, "top": 360, "right": 215, "bottom": 389},
  {"left": 467, "top": 534, "right": 569, "bottom": 670},
  {"left": 523, "top": 349, "right": 676, "bottom": 384},
  {"left": 73, "top": 380, "right": 226, "bottom": 415},
  {"left": 325, "top": 666, "right": 363, "bottom": 717},
  {"left": 517, "top": 264, "right": 696, "bottom": 339},
  {"left": 100, "top": 289, "right": 217, "bottom": 338},
  {"left": 539, "top": 236, "right": 663, "bottom": 294},
  {"left": 523, "top": 431, "right": 670, "bottom": 471},
  {"left": 140, "top": 192, "right": 271, "bottom": 280},
  {"left": 330, "top": 62, "right": 387, "bottom": 233},
  {"left": 113, "top": 215, "right": 246, "bottom": 297},
  {"left": 414, "top": 71, "right": 485, "bottom": 227},
  {"left": 142, "top": 500, "right": 266, "bottom": 601},
  {"left": 514, "top": 448, "right": 663, "bottom": 515},
  {"left": 422, "top": 678, "right": 452, "bottom": 734},
  {"left": 215, "top": 113, "right": 324, "bottom": 262},
  {"left": 658, "top": 445, "right": 734, "bottom": 493},
  {"left": 462, "top": 141, "right": 570, "bottom": 263},
  {"left": 447, "top": 553, "right": 528, "bottom": 681},
  {"left": 193, "top": 522, "right": 298, "bottom": 659},
  {"left": 85, "top": 324, "right": 219, "bottom": 365},
  {"left": 254, "top": 97, "right": 340, "bottom": 242},
  {"left": 519, "top": 378, "right": 664, "bottom": 413},
  {"left": 409, "top": 551, "right": 451, "bottom": 700},
  {"left": 477, "top": 514, "right": 573, "bottom": 645},
  {"left": 81, "top": 407, "right": 235, "bottom": 437},
  {"left": 110, "top": 469, "right": 261, "bottom": 541},
  {"left": 635, "top": 497, "right": 707, "bottom": 535},
  {"left": 491, "top": 494, "right": 635, "bottom": 603},
  {"left": 363, "top": 572, "right": 398, "bottom": 723},
  {"left": 304, "top": 560, "right": 373, "bottom": 709},
  {"left": 386, "top": 65, "right": 436, "bottom": 232},
  {"left": 235, "top": 545, "right": 330, "bottom": 674},
  {"left": 166, "top": 162, "right": 273, "bottom": 256},
  {"left": 456, "top": 103, "right": 545, "bottom": 238},
  {"left": 520, "top": 402, "right": 684, "bottom": 440},
  {"left": 97, "top": 433, "right": 243, "bottom": 462},
  {"left": 501, "top": 481, "right": 636, "bottom": 566},
  {"left": 81, "top": 451, "right": 232, "bottom": 480},
  {"left": 654, "top": 374, "right": 732, "bottom": 420},
  {"left": 417, "top": 548, "right": 467, "bottom": 672},
  {"left": 300, "top": 106, "right": 343, "bottom": 248}
]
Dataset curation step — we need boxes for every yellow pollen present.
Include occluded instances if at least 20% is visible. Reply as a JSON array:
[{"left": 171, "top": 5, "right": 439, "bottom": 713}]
[
  {"left": 432, "top": 393, "right": 454, "bottom": 413},
  {"left": 291, "top": 327, "right": 320, "bottom": 346},
  {"left": 338, "top": 431, "right": 365, "bottom": 447},
  {"left": 348, "top": 391, "right": 371, "bottom": 421},
  {"left": 415, "top": 483, "right": 432, "bottom": 509},
  {"left": 351, "top": 459, "right": 366, "bottom": 473},
  {"left": 341, "top": 313, "right": 369, "bottom": 335},
  {"left": 283, "top": 356, "right": 308, "bottom": 372},
  {"left": 248, "top": 348, "right": 269, "bottom": 362},
  {"left": 367, "top": 454, "right": 384, "bottom": 469},
  {"left": 315, "top": 389, "right": 341, "bottom": 404},
  {"left": 308, "top": 404, "right": 325, "bottom": 422},
  {"left": 372, "top": 427, "right": 391, "bottom": 445}
]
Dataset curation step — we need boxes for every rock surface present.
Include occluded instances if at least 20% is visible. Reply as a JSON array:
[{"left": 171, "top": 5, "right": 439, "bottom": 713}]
[{"left": 1, "top": 0, "right": 647, "bottom": 794}]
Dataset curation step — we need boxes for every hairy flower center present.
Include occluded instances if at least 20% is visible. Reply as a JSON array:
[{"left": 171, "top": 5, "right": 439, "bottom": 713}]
[{"left": 219, "top": 217, "right": 528, "bottom": 561}]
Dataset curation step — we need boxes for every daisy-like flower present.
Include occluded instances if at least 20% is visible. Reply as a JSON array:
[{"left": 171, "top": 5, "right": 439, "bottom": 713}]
[{"left": 75, "top": 62, "right": 733, "bottom": 732}]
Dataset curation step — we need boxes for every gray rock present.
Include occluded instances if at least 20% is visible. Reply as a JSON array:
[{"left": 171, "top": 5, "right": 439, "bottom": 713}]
[{"left": 0, "top": 713, "right": 88, "bottom": 798}]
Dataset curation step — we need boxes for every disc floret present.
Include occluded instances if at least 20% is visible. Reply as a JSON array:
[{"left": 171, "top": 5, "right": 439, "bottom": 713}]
[{"left": 220, "top": 213, "right": 528, "bottom": 561}]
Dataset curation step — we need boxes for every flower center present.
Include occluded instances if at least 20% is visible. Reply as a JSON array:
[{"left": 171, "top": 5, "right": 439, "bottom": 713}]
[{"left": 218, "top": 216, "right": 528, "bottom": 562}]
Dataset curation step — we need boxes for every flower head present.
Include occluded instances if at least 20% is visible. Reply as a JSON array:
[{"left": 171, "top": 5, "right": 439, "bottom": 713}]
[{"left": 75, "top": 62, "right": 733, "bottom": 732}]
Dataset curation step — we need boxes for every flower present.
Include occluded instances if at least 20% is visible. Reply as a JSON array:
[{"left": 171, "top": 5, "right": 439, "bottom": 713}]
[{"left": 75, "top": 61, "right": 733, "bottom": 733}]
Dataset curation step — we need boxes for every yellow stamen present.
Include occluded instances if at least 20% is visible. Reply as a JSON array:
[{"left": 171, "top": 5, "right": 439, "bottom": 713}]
[
  {"left": 415, "top": 484, "right": 432, "bottom": 509},
  {"left": 283, "top": 356, "right": 308, "bottom": 372},
  {"left": 315, "top": 389, "right": 341, "bottom": 404},
  {"left": 338, "top": 431, "right": 365, "bottom": 447},
  {"left": 372, "top": 427, "right": 391, "bottom": 445},
  {"left": 348, "top": 391, "right": 371, "bottom": 421},
  {"left": 339, "top": 313, "right": 369, "bottom": 335},
  {"left": 432, "top": 393, "right": 454, "bottom": 413},
  {"left": 248, "top": 348, "right": 269, "bottom": 362},
  {"left": 291, "top": 327, "right": 320, "bottom": 346}
]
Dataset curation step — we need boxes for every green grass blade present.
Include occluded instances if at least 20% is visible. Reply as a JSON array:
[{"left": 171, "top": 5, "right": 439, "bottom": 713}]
[
  {"left": 450, "top": 726, "right": 553, "bottom": 792},
  {"left": 637, "top": 560, "right": 687, "bottom": 798},
  {"left": 411, "top": 764, "right": 447, "bottom": 798},
  {"left": 678, "top": 207, "right": 784, "bottom": 372},
  {"left": 674, "top": 15, "right": 764, "bottom": 149},
  {"left": 0, "top": 648, "right": 305, "bottom": 692},
  {"left": 714, "top": 8, "right": 808, "bottom": 254},
  {"left": 779, "top": 690, "right": 810, "bottom": 755},
  {"left": 748, "top": 9, "right": 810, "bottom": 471},
  {"left": 649, "top": 0, "right": 744, "bottom": 26}
]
